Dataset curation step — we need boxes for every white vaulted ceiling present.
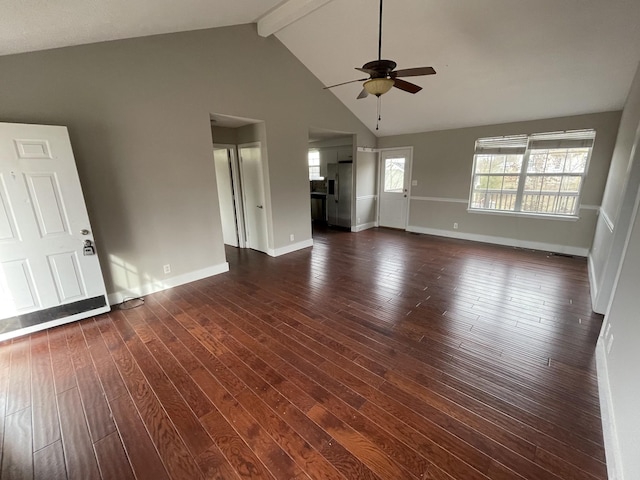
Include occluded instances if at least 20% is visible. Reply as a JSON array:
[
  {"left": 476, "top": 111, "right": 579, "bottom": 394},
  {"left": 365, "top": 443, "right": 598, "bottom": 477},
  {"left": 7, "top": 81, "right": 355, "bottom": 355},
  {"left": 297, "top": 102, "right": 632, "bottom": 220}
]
[{"left": 2, "top": 0, "right": 640, "bottom": 136}]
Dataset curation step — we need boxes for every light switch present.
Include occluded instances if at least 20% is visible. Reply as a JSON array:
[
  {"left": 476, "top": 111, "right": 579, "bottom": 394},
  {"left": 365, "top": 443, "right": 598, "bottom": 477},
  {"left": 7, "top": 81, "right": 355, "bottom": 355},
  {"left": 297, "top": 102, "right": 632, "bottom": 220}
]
[{"left": 411, "top": 180, "right": 418, "bottom": 186}]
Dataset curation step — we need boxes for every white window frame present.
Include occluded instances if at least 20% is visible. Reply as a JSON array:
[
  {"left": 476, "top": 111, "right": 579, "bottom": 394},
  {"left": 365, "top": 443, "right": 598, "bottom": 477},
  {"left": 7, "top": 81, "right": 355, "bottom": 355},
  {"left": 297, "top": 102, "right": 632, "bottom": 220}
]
[
  {"left": 308, "top": 150, "right": 323, "bottom": 180},
  {"left": 468, "top": 130, "right": 595, "bottom": 219}
]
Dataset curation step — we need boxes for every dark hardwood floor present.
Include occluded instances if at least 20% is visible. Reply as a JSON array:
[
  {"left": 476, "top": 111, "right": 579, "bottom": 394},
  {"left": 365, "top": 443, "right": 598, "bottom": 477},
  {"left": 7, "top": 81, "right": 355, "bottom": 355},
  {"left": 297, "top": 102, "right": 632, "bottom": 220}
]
[{"left": 0, "top": 227, "right": 607, "bottom": 479}]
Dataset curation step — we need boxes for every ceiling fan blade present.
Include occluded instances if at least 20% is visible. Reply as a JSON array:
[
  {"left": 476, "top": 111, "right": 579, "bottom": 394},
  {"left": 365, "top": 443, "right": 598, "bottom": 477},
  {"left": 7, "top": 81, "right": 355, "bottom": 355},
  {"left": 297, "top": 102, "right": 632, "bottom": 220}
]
[
  {"left": 392, "top": 66, "right": 436, "bottom": 78},
  {"left": 393, "top": 78, "right": 422, "bottom": 94},
  {"left": 355, "top": 67, "right": 378, "bottom": 76},
  {"left": 324, "top": 78, "right": 369, "bottom": 89},
  {"left": 357, "top": 88, "right": 369, "bottom": 99}
]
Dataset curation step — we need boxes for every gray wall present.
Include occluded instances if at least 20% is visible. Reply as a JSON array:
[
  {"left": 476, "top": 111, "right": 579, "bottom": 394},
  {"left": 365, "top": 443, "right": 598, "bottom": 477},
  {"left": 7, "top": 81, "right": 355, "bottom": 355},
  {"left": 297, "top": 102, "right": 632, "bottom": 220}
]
[
  {"left": 0, "top": 24, "right": 375, "bottom": 298},
  {"left": 378, "top": 111, "right": 621, "bottom": 255},
  {"left": 355, "top": 150, "right": 378, "bottom": 228},
  {"left": 590, "top": 64, "right": 640, "bottom": 313}
]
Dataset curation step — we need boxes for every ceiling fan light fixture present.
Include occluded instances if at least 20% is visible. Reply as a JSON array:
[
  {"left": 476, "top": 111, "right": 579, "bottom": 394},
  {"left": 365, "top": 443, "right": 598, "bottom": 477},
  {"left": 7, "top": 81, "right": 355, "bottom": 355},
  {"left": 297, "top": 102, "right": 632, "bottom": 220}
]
[{"left": 363, "top": 78, "right": 394, "bottom": 96}]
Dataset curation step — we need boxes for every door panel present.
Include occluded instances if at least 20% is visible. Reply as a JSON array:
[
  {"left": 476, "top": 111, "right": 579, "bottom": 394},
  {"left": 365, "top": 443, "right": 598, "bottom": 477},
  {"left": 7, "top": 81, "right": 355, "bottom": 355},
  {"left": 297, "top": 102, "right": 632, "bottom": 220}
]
[
  {"left": 47, "top": 252, "right": 85, "bottom": 302},
  {"left": 379, "top": 148, "right": 412, "bottom": 229},
  {"left": 25, "top": 173, "right": 69, "bottom": 237},
  {"left": 0, "top": 122, "right": 109, "bottom": 339},
  {"left": 214, "top": 148, "right": 240, "bottom": 247},
  {"left": 1, "top": 259, "right": 39, "bottom": 312},
  {"left": 239, "top": 143, "right": 269, "bottom": 254}
]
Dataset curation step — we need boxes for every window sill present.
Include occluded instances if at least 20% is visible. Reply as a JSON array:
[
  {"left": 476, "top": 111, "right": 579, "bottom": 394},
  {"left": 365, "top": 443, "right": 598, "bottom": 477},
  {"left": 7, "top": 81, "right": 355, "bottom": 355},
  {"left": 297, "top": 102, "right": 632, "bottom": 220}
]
[{"left": 467, "top": 208, "right": 580, "bottom": 222}]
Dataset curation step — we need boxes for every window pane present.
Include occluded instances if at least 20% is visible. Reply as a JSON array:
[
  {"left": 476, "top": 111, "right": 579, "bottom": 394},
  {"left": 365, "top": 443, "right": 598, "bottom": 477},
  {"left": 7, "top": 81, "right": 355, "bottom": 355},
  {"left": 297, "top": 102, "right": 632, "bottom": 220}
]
[
  {"left": 541, "top": 176, "right": 562, "bottom": 193},
  {"left": 384, "top": 157, "right": 405, "bottom": 192},
  {"left": 308, "top": 150, "right": 320, "bottom": 166},
  {"left": 471, "top": 192, "right": 486, "bottom": 209},
  {"left": 524, "top": 175, "right": 543, "bottom": 192},
  {"left": 544, "top": 150, "right": 567, "bottom": 173},
  {"left": 565, "top": 150, "right": 588, "bottom": 173},
  {"left": 505, "top": 155, "right": 523, "bottom": 173},
  {"left": 475, "top": 175, "right": 489, "bottom": 189},
  {"left": 527, "top": 151, "right": 548, "bottom": 173},
  {"left": 560, "top": 176, "right": 581, "bottom": 193},
  {"left": 489, "top": 155, "right": 506, "bottom": 173},
  {"left": 503, "top": 175, "right": 520, "bottom": 192},
  {"left": 475, "top": 155, "right": 491, "bottom": 173}
]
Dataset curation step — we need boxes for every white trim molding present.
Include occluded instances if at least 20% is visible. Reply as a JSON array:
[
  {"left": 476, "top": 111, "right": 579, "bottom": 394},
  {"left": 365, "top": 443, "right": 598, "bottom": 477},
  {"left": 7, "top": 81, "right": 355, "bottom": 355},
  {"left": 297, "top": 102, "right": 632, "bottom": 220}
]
[
  {"left": 352, "top": 221, "right": 378, "bottom": 232},
  {"left": 581, "top": 204, "right": 600, "bottom": 211},
  {"left": 356, "top": 195, "right": 377, "bottom": 201},
  {"left": 407, "top": 225, "right": 589, "bottom": 257},
  {"left": 596, "top": 337, "right": 623, "bottom": 480},
  {"left": 107, "top": 262, "right": 229, "bottom": 305},
  {"left": 269, "top": 238, "right": 313, "bottom": 257},
  {"left": 601, "top": 209, "right": 615, "bottom": 233},
  {"left": 411, "top": 196, "right": 468, "bottom": 204}
]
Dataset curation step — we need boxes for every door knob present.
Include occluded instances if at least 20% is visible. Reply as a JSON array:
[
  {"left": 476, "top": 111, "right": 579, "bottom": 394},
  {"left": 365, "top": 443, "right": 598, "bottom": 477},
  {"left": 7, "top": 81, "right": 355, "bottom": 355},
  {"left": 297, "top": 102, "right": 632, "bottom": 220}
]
[
  {"left": 257, "top": 205, "right": 263, "bottom": 209},
  {"left": 80, "top": 229, "right": 90, "bottom": 235}
]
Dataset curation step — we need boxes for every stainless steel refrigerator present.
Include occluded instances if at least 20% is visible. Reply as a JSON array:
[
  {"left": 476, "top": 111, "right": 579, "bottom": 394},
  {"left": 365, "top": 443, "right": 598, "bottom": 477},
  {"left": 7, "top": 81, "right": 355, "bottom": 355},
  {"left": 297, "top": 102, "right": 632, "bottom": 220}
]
[{"left": 326, "top": 163, "right": 352, "bottom": 228}]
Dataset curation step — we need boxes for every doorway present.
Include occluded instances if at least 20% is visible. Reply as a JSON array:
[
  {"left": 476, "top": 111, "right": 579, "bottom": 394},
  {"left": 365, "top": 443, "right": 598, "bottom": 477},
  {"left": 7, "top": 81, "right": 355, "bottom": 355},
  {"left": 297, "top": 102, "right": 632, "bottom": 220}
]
[
  {"left": 210, "top": 114, "right": 271, "bottom": 256},
  {"left": 378, "top": 147, "right": 412, "bottom": 229}
]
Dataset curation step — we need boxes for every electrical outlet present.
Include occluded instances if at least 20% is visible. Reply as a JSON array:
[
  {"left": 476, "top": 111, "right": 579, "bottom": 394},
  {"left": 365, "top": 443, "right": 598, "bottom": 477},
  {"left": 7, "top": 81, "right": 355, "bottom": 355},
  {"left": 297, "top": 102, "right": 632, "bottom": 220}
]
[
  {"left": 453, "top": 222, "right": 459, "bottom": 230},
  {"left": 163, "top": 264, "right": 171, "bottom": 274},
  {"left": 606, "top": 334, "right": 614, "bottom": 355},
  {"left": 411, "top": 180, "right": 418, "bottom": 186},
  {"left": 289, "top": 234, "right": 295, "bottom": 242}
]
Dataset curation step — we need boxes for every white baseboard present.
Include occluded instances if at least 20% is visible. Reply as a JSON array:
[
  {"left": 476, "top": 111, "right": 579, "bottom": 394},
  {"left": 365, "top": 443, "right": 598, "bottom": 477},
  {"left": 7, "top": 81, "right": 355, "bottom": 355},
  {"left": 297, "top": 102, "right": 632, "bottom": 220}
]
[
  {"left": 352, "top": 221, "right": 378, "bottom": 232},
  {"left": 406, "top": 225, "right": 589, "bottom": 257},
  {"left": 269, "top": 238, "right": 313, "bottom": 257},
  {"left": 107, "top": 262, "right": 229, "bottom": 305},
  {"left": 596, "top": 338, "right": 623, "bottom": 480}
]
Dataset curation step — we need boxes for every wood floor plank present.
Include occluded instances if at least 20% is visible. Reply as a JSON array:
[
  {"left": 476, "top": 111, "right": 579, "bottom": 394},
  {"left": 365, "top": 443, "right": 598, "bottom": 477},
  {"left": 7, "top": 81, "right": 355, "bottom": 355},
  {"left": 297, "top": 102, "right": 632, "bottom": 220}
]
[
  {"left": 109, "top": 393, "right": 170, "bottom": 480},
  {"left": 30, "top": 331, "right": 60, "bottom": 452},
  {"left": 33, "top": 440, "right": 67, "bottom": 480},
  {"left": 57, "top": 387, "right": 100, "bottom": 480},
  {"left": 6, "top": 337, "right": 31, "bottom": 416},
  {"left": 94, "top": 431, "right": 136, "bottom": 480},
  {"left": 1, "top": 407, "right": 33, "bottom": 480}
]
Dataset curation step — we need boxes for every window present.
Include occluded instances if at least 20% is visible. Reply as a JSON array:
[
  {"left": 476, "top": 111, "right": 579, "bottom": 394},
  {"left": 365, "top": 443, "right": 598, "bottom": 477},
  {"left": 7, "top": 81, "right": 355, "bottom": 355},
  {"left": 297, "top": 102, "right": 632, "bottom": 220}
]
[
  {"left": 308, "top": 150, "right": 323, "bottom": 180},
  {"left": 384, "top": 157, "right": 405, "bottom": 192},
  {"left": 469, "top": 130, "right": 595, "bottom": 217}
]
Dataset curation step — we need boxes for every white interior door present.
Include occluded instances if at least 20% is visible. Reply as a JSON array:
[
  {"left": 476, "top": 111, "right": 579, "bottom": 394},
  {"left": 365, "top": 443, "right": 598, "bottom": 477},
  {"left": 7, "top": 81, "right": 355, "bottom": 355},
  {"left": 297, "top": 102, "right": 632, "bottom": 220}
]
[
  {"left": 0, "top": 122, "right": 109, "bottom": 341},
  {"left": 238, "top": 143, "right": 269, "bottom": 254},
  {"left": 213, "top": 147, "right": 239, "bottom": 247},
  {"left": 379, "top": 148, "right": 412, "bottom": 229}
]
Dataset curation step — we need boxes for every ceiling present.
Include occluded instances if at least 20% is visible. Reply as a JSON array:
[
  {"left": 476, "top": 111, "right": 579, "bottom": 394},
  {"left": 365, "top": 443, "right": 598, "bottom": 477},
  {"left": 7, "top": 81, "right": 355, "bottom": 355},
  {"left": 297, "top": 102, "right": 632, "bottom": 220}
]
[{"left": 3, "top": 0, "right": 640, "bottom": 137}]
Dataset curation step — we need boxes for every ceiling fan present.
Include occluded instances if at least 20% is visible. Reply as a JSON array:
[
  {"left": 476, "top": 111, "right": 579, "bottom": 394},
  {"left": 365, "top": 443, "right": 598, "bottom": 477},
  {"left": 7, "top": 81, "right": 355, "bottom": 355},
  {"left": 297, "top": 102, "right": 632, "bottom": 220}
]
[{"left": 324, "top": 0, "right": 436, "bottom": 101}]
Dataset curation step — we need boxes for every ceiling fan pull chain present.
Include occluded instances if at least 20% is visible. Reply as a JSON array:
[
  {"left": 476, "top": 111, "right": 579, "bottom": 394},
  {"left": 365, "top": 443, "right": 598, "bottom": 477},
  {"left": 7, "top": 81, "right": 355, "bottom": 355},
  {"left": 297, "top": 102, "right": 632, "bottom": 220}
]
[{"left": 376, "top": 96, "right": 382, "bottom": 130}]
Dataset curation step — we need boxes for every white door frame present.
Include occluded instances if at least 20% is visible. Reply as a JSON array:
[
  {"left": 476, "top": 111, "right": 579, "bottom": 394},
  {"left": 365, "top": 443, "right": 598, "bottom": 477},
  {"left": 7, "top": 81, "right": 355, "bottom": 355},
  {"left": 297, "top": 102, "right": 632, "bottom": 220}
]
[
  {"left": 213, "top": 143, "right": 247, "bottom": 248},
  {"left": 377, "top": 146, "right": 413, "bottom": 230}
]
